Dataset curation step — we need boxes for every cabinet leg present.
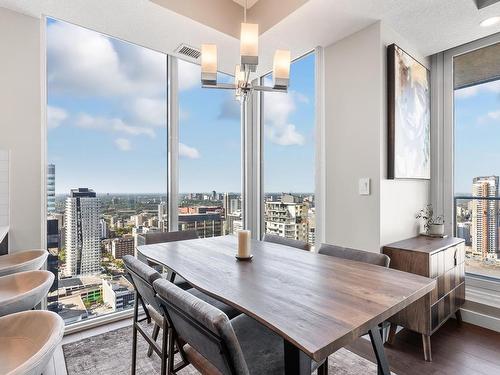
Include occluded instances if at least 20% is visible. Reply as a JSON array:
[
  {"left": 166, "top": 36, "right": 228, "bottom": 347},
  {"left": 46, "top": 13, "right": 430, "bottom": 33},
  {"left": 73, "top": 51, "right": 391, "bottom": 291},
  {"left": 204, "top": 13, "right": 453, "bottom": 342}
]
[
  {"left": 422, "top": 334, "right": 432, "bottom": 362},
  {"left": 387, "top": 323, "right": 398, "bottom": 345},
  {"left": 455, "top": 309, "right": 463, "bottom": 324}
]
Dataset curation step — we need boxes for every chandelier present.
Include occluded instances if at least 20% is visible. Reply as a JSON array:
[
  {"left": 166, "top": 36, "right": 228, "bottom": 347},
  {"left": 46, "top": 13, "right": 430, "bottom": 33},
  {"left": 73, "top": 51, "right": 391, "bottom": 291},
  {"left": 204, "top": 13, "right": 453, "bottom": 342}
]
[{"left": 200, "top": 1, "right": 291, "bottom": 101}]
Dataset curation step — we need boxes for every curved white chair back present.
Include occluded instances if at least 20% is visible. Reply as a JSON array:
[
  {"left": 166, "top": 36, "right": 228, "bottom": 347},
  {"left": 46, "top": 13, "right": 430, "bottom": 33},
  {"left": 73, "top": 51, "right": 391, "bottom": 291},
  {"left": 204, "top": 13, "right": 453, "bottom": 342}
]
[
  {"left": 0, "top": 310, "right": 64, "bottom": 375},
  {"left": 0, "top": 250, "right": 48, "bottom": 277},
  {"left": 0, "top": 270, "right": 54, "bottom": 317}
]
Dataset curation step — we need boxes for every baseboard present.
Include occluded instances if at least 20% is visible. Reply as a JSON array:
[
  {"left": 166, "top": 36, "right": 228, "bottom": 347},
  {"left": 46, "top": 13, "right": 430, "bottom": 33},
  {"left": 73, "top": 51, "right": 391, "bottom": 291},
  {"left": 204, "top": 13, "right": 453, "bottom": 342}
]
[{"left": 460, "top": 302, "right": 500, "bottom": 333}]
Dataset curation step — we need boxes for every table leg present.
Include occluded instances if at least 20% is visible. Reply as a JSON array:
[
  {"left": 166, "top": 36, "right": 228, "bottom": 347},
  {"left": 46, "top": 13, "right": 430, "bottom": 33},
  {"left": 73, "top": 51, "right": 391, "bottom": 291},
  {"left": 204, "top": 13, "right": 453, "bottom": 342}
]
[
  {"left": 284, "top": 340, "right": 311, "bottom": 375},
  {"left": 368, "top": 327, "right": 391, "bottom": 375},
  {"left": 422, "top": 334, "right": 432, "bottom": 362}
]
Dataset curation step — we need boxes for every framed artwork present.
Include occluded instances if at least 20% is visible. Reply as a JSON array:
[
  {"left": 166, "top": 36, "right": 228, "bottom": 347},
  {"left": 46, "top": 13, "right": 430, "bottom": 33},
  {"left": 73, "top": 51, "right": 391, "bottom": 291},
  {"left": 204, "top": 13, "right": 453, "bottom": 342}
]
[{"left": 387, "top": 43, "right": 431, "bottom": 179}]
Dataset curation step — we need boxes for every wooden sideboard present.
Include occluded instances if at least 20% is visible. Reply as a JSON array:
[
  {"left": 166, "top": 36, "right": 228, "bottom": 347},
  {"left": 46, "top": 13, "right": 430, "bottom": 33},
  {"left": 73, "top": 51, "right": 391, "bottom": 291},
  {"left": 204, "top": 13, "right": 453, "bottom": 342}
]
[{"left": 383, "top": 236, "right": 465, "bottom": 361}]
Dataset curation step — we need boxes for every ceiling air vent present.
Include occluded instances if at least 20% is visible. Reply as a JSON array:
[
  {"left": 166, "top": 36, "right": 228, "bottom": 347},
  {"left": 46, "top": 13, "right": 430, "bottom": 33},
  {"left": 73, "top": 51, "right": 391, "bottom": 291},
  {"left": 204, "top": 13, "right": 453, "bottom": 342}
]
[{"left": 174, "top": 44, "right": 201, "bottom": 61}]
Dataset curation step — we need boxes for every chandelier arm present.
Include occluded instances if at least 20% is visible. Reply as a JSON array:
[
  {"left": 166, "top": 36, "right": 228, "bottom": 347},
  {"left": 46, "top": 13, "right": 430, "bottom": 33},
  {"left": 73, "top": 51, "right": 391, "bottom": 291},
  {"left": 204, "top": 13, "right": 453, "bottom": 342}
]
[{"left": 202, "top": 83, "right": 238, "bottom": 90}]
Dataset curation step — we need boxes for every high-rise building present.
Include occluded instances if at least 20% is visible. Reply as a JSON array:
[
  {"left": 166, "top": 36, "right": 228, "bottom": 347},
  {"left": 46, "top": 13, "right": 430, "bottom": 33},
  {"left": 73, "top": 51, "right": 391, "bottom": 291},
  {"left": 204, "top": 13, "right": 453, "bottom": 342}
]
[
  {"left": 178, "top": 213, "right": 223, "bottom": 238},
  {"left": 265, "top": 194, "right": 309, "bottom": 242},
  {"left": 99, "top": 218, "right": 108, "bottom": 239},
  {"left": 47, "top": 164, "right": 56, "bottom": 213},
  {"left": 65, "top": 188, "right": 101, "bottom": 276},
  {"left": 111, "top": 234, "right": 135, "bottom": 259},
  {"left": 158, "top": 201, "right": 168, "bottom": 231},
  {"left": 471, "top": 176, "right": 499, "bottom": 260}
]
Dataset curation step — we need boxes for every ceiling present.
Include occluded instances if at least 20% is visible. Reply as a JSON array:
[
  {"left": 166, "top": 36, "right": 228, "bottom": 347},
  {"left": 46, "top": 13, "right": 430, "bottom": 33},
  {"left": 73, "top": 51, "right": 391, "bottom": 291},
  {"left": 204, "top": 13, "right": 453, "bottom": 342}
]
[{"left": 0, "top": 0, "right": 500, "bottom": 76}]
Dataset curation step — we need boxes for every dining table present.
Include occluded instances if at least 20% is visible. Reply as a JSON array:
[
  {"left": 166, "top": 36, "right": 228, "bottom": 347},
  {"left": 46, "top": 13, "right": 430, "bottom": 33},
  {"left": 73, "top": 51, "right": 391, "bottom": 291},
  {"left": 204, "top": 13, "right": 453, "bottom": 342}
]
[{"left": 138, "top": 235, "right": 436, "bottom": 375}]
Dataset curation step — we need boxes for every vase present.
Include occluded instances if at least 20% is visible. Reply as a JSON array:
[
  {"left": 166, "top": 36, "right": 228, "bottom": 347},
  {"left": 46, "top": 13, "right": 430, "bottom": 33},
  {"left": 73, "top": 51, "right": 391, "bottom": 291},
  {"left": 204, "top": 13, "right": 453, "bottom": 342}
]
[{"left": 428, "top": 224, "right": 444, "bottom": 236}]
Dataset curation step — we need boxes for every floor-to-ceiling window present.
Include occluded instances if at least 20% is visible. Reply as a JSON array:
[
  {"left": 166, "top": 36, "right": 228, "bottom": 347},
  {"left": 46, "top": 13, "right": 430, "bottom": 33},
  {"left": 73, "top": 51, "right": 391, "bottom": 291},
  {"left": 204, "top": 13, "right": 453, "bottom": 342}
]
[
  {"left": 177, "top": 60, "right": 242, "bottom": 237},
  {"left": 261, "top": 52, "right": 316, "bottom": 247},
  {"left": 46, "top": 18, "right": 168, "bottom": 324},
  {"left": 454, "top": 41, "right": 500, "bottom": 279}
]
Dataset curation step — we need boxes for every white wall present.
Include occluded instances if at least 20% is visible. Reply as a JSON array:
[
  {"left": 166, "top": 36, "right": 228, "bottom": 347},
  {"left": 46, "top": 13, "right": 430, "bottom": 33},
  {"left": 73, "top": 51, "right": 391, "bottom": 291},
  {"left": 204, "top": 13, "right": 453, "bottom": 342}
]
[
  {"left": 324, "top": 21, "right": 430, "bottom": 251},
  {"left": 0, "top": 150, "right": 9, "bottom": 227},
  {"left": 0, "top": 7, "right": 42, "bottom": 251},
  {"left": 324, "top": 23, "right": 382, "bottom": 251}
]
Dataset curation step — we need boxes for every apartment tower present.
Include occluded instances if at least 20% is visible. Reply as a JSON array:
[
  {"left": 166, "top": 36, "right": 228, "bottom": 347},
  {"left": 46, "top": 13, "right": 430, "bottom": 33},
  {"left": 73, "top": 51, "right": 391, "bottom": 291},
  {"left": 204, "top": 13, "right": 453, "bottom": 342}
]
[
  {"left": 472, "top": 176, "right": 499, "bottom": 260},
  {"left": 65, "top": 188, "right": 101, "bottom": 276}
]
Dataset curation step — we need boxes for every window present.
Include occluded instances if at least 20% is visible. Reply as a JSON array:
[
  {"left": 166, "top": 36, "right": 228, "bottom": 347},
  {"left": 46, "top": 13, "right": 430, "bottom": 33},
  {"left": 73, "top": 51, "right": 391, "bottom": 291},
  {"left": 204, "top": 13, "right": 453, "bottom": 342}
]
[
  {"left": 454, "top": 41, "right": 500, "bottom": 279},
  {"left": 261, "top": 53, "right": 316, "bottom": 247},
  {"left": 46, "top": 18, "right": 168, "bottom": 324},
  {"left": 177, "top": 60, "right": 242, "bottom": 237}
]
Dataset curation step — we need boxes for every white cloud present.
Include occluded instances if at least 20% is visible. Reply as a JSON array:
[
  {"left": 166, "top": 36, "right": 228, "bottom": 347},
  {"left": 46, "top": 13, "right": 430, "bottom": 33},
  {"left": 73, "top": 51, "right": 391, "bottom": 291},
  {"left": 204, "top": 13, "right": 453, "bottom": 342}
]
[
  {"left": 179, "top": 143, "right": 200, "bottom": 159},
  {"left": 47, "top": 105, "right": 68, "bottom": 129},
  {"left": 75, "top": 113, "right": 156, "bottom": 138},
  {"left": 262, "top": 84, "right": 308, "bottom": 146},
  {"left": 132, "top": 98, "right": 166, "bottom": 126},
  {"left": 479, "top": 110, "right": 500, "bottom": 124},
  {"left": 455, "top": 80, "right": 500, "bottom": 99},
  {"left": 47, "top": 20, "right": 166, "bottom": 97},
  {"left": 114, "top": 138, "right": 132, "bottom": 151},
  {"left": 178, "top": 59, "right": 200, "bottom": 91}
]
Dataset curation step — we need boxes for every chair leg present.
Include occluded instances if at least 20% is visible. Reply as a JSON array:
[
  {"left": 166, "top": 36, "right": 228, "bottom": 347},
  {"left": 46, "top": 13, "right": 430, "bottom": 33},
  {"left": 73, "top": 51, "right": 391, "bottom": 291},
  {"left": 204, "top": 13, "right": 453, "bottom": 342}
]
[
  {"left": 147, "top": 323, "right": 160, "bottom": 358},
  {"left": 387, "top": 323, "right": 398, "bottom": 345},
  {"left": 368, "top": 327, "right": 391, "bottom": 375},
  {"left": 317, "top": 357, "right": 329, "bottom": 375},
  {"left": 131, "top": 295, "right": 139, "bottom": 375},
  {"left": 161, "top": 321, "right": 170, "bottom": 375}
]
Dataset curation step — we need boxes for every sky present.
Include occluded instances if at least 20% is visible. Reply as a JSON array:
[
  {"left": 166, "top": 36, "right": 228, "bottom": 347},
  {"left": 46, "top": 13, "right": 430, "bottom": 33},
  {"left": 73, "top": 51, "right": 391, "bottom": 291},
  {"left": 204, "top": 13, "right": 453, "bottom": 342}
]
[
  {"left": 454, "top": 79, "right": 500, "bottom": 194},
  {"left": 47, "top": 18, "right": 315, "bottom": 194}
]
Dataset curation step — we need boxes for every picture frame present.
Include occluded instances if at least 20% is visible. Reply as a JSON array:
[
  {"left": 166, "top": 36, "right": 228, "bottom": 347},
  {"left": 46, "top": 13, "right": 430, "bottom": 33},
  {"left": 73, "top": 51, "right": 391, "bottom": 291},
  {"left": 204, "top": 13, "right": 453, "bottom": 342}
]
[{"left": 387, "top": 43, "right": 431, "bottom": 180}]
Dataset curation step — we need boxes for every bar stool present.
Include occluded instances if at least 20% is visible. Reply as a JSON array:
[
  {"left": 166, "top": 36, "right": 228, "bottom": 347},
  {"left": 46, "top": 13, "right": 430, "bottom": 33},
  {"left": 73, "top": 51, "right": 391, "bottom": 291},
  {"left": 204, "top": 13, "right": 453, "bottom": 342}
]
[
  {"left": 0, "top": 250, "right": 48, "bottom": 277},
  {"left": 0, "top": 270, "right": 54, "bottom": 317},
  {"left": 0, "top": 310, "right": 64, "bottom": 375}
]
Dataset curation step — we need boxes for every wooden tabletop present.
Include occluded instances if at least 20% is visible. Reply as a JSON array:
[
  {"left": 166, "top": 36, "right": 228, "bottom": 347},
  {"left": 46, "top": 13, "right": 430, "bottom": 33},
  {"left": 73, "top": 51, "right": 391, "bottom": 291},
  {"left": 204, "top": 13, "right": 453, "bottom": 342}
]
[{"left": 138, "top": 235, "right": 436, "bottom": 361}]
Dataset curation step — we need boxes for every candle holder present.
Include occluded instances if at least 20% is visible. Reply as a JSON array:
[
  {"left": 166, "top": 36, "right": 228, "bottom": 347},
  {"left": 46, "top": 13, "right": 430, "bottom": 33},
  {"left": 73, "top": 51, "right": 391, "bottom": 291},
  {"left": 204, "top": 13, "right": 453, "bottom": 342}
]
[{"left": 235, "top": 254, "right": 253, "bottom": 261}]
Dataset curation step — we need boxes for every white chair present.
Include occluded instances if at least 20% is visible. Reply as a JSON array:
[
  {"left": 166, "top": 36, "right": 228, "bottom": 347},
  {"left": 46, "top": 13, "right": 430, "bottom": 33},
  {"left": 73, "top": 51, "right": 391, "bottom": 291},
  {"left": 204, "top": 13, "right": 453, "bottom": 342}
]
[
  {"left": 0, "top": 310, "right": 64, "bottom": 375},
  {"left": 0, "top": 270, "right": 54, "bottom": 317},
  {"left": 0, "top": 250, "right": 48, "bottom": 277}
]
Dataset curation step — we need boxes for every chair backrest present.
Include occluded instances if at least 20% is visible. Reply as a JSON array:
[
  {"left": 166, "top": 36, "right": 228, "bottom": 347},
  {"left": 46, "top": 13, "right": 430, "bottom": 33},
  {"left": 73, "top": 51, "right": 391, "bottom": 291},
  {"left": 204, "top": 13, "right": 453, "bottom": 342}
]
[
  {"left": 137, "top": 230, "right": 199, "bottom": 246},
  {"left": 263, "top": 234, "right": 310, "bottom": 251},
  {"left": 153, "top": 278, "right": 249, "bottom": 375},
  {"left": 123, "top": 255, "right": 163, "bottom": 314},
  {"left": 318, "top": 244, "right": 390, "bottom": 268}
]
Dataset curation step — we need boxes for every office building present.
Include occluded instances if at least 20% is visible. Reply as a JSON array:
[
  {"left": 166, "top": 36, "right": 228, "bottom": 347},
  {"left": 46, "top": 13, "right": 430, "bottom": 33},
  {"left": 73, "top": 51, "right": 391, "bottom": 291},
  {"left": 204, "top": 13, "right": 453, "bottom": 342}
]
[
  {"left": 47, "top": 164, "right": 56, "bottom": 213},
  {"left": 111, "top": 234, "right": 135, "bottom": 259}
]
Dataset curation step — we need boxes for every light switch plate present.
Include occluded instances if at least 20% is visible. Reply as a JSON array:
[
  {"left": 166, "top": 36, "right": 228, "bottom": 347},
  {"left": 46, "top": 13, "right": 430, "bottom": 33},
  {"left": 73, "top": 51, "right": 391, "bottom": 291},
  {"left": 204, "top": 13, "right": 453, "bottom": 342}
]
[{"left": 359, "top": 178, "right": 370, "bottom": 195}]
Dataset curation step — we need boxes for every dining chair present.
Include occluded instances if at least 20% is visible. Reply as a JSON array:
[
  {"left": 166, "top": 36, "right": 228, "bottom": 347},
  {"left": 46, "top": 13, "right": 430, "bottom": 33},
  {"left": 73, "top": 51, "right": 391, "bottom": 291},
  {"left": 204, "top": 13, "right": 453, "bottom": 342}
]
[
  {"left": 153, "top": 277, "right": 325, "bottom": 375},
  {"left": 317, "top": 243, "right": 391, "bottom": 374},
  {"left": 263, "top": 234, "right": 311, "bottom": 251},
  {"left": 137, "top": 230, "right": 199, "bottom": 290},
  {"left": 123, "top": 256, "right": 241, "bottom": 375},
  {"left": 318, "top": 243, "right": 390, "bottom": 267}
]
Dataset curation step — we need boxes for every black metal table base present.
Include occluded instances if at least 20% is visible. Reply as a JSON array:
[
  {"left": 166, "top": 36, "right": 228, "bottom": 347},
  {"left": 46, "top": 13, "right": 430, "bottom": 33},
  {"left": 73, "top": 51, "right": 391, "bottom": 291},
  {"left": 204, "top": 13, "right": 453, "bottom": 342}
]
[{"left": 283, "top": 326, "right": 391, "bottom": 375}]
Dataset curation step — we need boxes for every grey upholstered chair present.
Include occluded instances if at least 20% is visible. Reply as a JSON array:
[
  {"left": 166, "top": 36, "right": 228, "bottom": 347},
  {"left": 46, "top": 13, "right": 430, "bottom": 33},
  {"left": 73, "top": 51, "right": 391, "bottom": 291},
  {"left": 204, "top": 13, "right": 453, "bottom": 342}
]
[
  {"left": 318, "top": 244, "right": 390, "bottom": 268},
  {"left": 0, "top": 310, "right": 64, "bottom": 375},
  {"left": 318, "top": 243, "right": 391, "bottom": 374},
  {"left": 137, "top": 230, "right": 199, "bottom": 290},
  {"left": 123, "top": 256, "right": 241, "bottom": 375},
  {"left": 0, "top": 249, "right": 48, "bottom": 277},
  {"left": 263, "top": 234, "right": 311, "bottom": 251},
  {"left": 153, "top": 278, "right": 324, "bottom": 375},
  {"left": 0, "top": 270, "right": 54, "bottom": 317}
]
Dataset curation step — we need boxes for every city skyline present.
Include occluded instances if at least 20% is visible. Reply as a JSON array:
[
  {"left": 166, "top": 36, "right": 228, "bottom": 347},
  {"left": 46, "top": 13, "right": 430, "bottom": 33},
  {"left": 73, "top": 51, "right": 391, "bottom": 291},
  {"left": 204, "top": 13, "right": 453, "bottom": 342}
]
[{"left": 47, "top": 18, "right": 315, "bottom": 194}]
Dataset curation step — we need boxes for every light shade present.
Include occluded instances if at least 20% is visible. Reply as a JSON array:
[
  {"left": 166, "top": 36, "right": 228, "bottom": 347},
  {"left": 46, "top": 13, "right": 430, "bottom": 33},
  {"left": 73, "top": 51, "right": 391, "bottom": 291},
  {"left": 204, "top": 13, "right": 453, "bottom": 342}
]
[
  {"left": 480, "top": 16, "right": 500, "bottom": 27},
  {"left": 272, "top": 49, "right": 291, "bottom": 89},
  {"left": 201, "top": 44, "right": 217, "bottom": 85},
  {"left": 235, "top": 65, "right": 245, "bottom": 87},
  {"left": 240, "top": 23, "right": 259, "bottom": 68}
]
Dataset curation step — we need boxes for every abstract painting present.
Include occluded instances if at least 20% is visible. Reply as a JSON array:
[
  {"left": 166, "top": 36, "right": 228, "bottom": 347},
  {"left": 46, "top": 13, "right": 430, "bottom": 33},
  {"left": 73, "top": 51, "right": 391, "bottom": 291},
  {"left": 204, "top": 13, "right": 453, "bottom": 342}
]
[{"left": 388, "top": 43, "right": 430, "bottom": 179}]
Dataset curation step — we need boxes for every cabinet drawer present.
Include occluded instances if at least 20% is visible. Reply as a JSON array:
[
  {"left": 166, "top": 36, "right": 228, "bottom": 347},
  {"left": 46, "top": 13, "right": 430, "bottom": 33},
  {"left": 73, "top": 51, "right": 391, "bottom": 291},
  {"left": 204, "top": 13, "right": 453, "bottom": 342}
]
[
  {"left": 430, "top": 244, "right": 465, "bottom": 278},
  {"left": 431, "top": 283, "right": 465, "bottom": 331},
  {"left": 430, "top": 263, "right": 465, "bottom": 304}
]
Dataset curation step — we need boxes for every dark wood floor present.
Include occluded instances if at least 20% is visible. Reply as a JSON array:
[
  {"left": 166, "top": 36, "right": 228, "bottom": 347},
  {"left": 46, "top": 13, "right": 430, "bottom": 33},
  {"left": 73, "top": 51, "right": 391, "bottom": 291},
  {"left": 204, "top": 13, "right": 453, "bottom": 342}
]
[{"left": 347, "top": 320, "right": 500, "bottom": 375}]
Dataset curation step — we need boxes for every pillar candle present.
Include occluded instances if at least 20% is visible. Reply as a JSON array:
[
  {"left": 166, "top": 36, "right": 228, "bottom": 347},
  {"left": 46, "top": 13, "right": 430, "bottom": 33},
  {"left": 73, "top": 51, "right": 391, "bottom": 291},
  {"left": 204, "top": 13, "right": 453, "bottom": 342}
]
[{"left": 237, "top": 230, "right": 251, "bottom": 258}]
